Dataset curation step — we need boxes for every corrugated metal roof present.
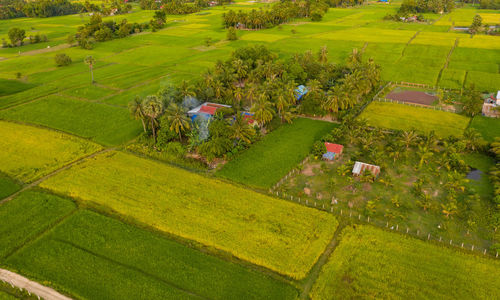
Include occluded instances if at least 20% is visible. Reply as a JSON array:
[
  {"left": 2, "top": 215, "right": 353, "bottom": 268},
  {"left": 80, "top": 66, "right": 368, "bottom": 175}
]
[{"left": 352, "top": 161, "right": 380, "bottom": 176}]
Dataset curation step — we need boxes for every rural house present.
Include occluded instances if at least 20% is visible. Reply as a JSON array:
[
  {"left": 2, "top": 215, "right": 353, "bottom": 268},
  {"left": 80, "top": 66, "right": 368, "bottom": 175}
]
[
  {"left": 481, "top": 91, "right": 500, "bottom": 118},
  {"left": 322, "top": 142, "right": 343, "bottom": 160},
  {"left": 187, "top": 102, "right": 231, "bottom": 121},
  {"left": 295, "top": 85, "right": 308, "bottom": 101},
  {"left": 352, "top": 161, "right": 381, "bottom": 177}
]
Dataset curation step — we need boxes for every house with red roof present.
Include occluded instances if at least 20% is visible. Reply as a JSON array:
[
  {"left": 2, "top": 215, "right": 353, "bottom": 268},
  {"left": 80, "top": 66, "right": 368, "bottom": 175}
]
[
  {"left": 187, "top": 102, "right": 231, "bottom": 121},
  {"left": 322, "top": 142, "right": 343, "bottom": 160}
]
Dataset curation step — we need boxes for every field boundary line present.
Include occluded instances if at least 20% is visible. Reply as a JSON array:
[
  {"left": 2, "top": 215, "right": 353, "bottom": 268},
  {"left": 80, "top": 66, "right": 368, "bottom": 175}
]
[
  {"left": 0, "top": 269, "right": 72, "bottom": 300},
  {"left": 299, "top": 223, "right": 345, "bottom": 299},
  {"left": 397, "top": 31, "right": 420, "bottom": 63},
  {"left": 51, "top": 239, "right": 209, "bottom": 300},
  {"left": 0, "top": 148, "right": 114, "bottom": 205},
  {"left": 1, "top": 209, "right": 78, "bottom": 260},
  {"left": 436, "top": 38, "right": 459, "bottom": 86}
]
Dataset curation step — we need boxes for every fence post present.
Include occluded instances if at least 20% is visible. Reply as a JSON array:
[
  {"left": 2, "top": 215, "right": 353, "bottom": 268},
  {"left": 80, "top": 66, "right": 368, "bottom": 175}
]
[
  {"left": 461, "top": 243, "right": 464, "bottom": 248},
  {"left": 471, "top": 245, "right": 474, "bottom": 251},
  {"left": 367, "top": 216, "right": 370, "bottom": 222},
  {"left": 450, "top": 239, "right": 452, "bottom": 245}
]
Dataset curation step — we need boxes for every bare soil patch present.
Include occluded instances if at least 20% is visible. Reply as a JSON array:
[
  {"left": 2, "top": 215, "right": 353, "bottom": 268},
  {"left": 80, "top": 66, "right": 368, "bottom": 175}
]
[{"left": 386, "top": 90, "right": 437, "bottom": 106}]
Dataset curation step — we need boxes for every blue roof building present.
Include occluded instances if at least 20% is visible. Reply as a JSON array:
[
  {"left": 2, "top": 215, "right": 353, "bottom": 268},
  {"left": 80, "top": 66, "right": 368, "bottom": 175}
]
[{"left": 295, "top": 85, "right": 309, "bottom": 101}]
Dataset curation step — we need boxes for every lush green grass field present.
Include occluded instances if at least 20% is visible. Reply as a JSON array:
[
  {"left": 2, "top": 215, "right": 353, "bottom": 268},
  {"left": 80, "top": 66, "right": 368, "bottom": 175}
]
[
  {"left": 0, "top": 79, "right": 36, "bottom": 97},
  {"left": 40, "top": 150, "right": 337, "bottom": 279},
  {"left": 0, "top": 174, "right": 21, "bottom": 199},
  {"left": 0, "top": 96, "right": 141, "bottom": 145},
  {"left": 469, "top": 116, "right": 500, "bottom": 143},
  {"left": 5, "top": 210, "right": 297, "bottom": 300},
  {"left": 311, "top": 225, "right": 500, "bottom": 299},
  {"left": 0, "top": 121, "right": 101, "bottom": 182},
  {"left": 0, "top": 190, "right": 76, "bottom": 258},
  {"left": 218, "top": 118, "right": 336, "bottom": 189},
  {"left": 360, "top": 101, "right": 470, "bottom": 137}
]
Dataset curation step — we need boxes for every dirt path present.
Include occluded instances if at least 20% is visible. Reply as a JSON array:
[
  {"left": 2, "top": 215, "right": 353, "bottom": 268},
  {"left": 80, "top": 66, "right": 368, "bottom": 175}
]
[
  {"left": 299, "top": 223, "right": 345, "bottom": 299},
  {"left": 0, "top": 269, "right": 72, "bottom": 300}
]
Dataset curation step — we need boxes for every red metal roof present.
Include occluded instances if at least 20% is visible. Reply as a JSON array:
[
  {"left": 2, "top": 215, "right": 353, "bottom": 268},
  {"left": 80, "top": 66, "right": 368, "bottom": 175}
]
[
  {"left": 199, "top": 105, "right": 218, "bottom": 115},
  {"left": 325, "top": 142, "right": 343, "bottom": 154}
]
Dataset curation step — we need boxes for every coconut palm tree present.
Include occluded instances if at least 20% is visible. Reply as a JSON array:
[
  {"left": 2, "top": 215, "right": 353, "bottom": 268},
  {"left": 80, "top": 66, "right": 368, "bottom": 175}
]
[
  {"left": 251, "top": 94, "right": 274, "bottom": 128},
  {"left": 401, "top": 130, "right": 419, "bottom": 150},
  {"left": 141, "top": 95, "right": 164, "bottom": 143},
  {"left": 462, "top": 128, "right": 482, "bottom": 152},
  {"left": 84, "top": 55, "right": 96, "bottom": 83},
  {"left": 318, "top": 45, "right": 328, "bottom": 64},
  {"left": 128, "top": 96, "right": 146, "bottom": 133},
  {"left": 165, "top": 102, "right": 190, "bottom": 141},
  {"left": 179, "top": 80, "right": 195, "bottom": 100},
  {"left": 231, "top": 113, "right": 255, "bottom": 144},
  {"left": 417, "top": 145, "right": 433, "bottom": 169}
]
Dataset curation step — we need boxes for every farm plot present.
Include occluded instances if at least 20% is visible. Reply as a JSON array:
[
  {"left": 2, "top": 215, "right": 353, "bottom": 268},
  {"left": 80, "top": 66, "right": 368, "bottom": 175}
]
[
  {"left": 311, "top": 225, "right": 500, "bottom": 299},
  {"left": 0, "top": 174, "right": 21, "bottom": 199},
  {"left": 40, "top": 151, "right": 338, "bottom": 279},
  {"left": 0, "top": 121, "right": 101, "bottom": 182},
  {"left": 218, "top": 118, "right": 336, "bottom": 189},
  {"left": 0, "top": 190, "right": 76, "bottom": 259},
  {"left": 469, "top": 116, "right": 500, "bottom": 143},
  {"left": 0, "top": 79, "right": 36, "bottom": 97},
  {"left": 5, "top": 210, "right": 298, "bottom": 300},
  {"left": 359, "top": 101, "right": 470, "bottom": 137},
  {"left": 0, "top": 96, "right": 141, "bottom": 145}
]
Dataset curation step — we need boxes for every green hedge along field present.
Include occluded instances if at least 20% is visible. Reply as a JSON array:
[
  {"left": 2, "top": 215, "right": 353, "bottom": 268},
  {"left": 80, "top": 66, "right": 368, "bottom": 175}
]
[
  {"left": 311, "top": 225, "right": 500, "bottom": 299},
  {"left": 0, "top": 190, "right": 76, "bottom": 258},
  {"left": 5, "top": 210, "right": 298, "bottom": 300},
  {"left": 217, "top": 118, "right": 337, "bottom": 189},
  {"left": 0, "top": 121, "right": 101, "bottom": 182},
  {"left": 40, "top": 151, "right": 338, "bottom": 279},
  {"left": 359, "top": 101, "right": 470, "bottom": 137}
]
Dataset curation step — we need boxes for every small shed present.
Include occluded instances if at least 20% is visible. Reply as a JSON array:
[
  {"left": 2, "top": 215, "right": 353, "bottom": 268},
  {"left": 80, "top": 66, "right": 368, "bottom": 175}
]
[
  {"left": 295, "top": 85, "right": 309, "bottom": 101},
  {"left": 241, "top": 112, "right": 258, "bottom": 127},
  {"left": 352, "top": 161, "right": 380, "bottom": 177},
  {"left": 323, "top": 142, "right": 343, "bottom": 160}
]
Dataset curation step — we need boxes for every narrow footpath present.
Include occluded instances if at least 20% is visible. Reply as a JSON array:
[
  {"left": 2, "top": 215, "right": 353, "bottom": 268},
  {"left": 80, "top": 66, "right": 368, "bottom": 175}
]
[{"left": 0, "top": 269, "right": 72, "bottom": 300}]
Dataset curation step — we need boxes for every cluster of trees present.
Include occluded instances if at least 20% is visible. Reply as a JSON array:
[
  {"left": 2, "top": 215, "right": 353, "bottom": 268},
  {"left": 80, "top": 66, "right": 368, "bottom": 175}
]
[
  {"left": 321, "top": 118, "right": 487, "bottom": 225},
  {"left": 490, "top": 139, "right": 500, "bottom": 233},
  {"left": 73, "top": 14, "right": 149, "bottom": 49},
  {"left": 467, "top": 14, "right": 498, "bottom": 36},
  {"left": 1, "top": 27, "right": 48, "bottom": 47},
  {"left": 440, "top": 86, "right": 483, "bottom": 117},
  {"left": 0, "top": 0, "right": 86, "bottom": 19},
  {"left": 223, "top": 0, "right": 329, "bottom": 29},
  {"left": 193, "top": 45, "right": 379, "bottom": 124},
  {"left": 479, "top": 0, "right": 500, "bottom": 9},
  {"left": 55, "top": 53, "right": 72, "bottom": 67},
  {"left": 140, "top": 0, "right": 231, "bottom": 13},
  {"left": 399, "top": 0, "right": 455, "bottom": 14},
  {"left": 128, "top": 84, "right": 258, "bottom": 162},
  {"left": 326, "top": 0, "right": 365, "bottom": 7}
]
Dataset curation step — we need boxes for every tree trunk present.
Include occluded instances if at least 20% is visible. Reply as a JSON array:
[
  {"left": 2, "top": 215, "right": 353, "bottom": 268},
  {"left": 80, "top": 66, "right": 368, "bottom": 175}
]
[
  {"left": 151, "top": 118, "right": 156, "bottom": 143},
  {"left": 141, "top": 118, "right": 146, "bottom": 133},
  {"left": 90, "top": 66, "right": 94, "bottom": 83},
  {"left": 179, "top": 131, "right": 182, "bottom": 142}
]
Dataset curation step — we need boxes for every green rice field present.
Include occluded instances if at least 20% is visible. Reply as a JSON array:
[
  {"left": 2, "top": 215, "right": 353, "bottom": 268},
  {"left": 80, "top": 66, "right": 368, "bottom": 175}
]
[
  {"left": 469, "top": 115, "right": 500, "bottom": 143},
  {"left": 311, "top": 225, "right": 500, "bottom": 299},
  {"left": 40, "top": 150, "right": 338, "bottom": 279},
  {"left": 5, "top": 210, "right": 298, "bottom": 300},
  {"left": 359, "top": 101, "right": 470, "bottom": 137},
  {"left": 218, "top": 118, "right": 337, "bottom": 189}
]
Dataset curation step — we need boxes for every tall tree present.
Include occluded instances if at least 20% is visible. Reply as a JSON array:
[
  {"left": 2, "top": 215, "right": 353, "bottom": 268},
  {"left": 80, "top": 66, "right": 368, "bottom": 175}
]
[
  {"left": 84, "top": 55, "right": 96, "bottom": 83},
  {"left": 141, "top": 95, "right": 164, "bottom": 142},
  {"left": 165, "top": 102, "right": 190, "bottom": 141},
  {"left": 231, "top": 113, "right": 255, "bottom": 144},
  {"left": 128, "top": 96, "right": 147, "bottom": 132},
  {"left": 251, "top": 94, "right": 274, "bottom": 128}
]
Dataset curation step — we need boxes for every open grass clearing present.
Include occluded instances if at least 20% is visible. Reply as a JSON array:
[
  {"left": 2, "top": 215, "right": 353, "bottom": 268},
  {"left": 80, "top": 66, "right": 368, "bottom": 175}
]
[
  {"left": 359, "top": 101, "right": 470, "bottom": 137},
  {"left": 218, "top": 118, "right": 337, "bottom": 189},
  {"left": 5, "top": 210, "right": 298, "bottom": 300},
  {"left": 0, "top": 96, "right": 141, "bottom": 146},
  {"left": 311, "top": 225, "right": 500, "bottom": 299},
  {"left": 0, "top": 190, "right": 76, "bottom": 259},
  {"left": 0, "top": 174, "right": 21, "bottom": 199},
  {"left": 469, "top": 116, "right": 500, "bottom": 143},
  {"left": 0, "top": 121, "right": 101, "bottom": 182},
  {"left": 40, "top": 150, "right": 338, "bottom": 279}
]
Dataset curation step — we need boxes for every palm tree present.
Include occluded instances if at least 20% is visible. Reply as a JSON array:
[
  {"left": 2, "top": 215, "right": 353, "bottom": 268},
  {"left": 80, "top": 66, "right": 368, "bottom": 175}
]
[
  {"left": 416, "top": 194, "right": 432, "bottom": 212},
  {"left": 179, "top": 80, "right": 195, "bottom": 100},
  {"left": 141, "top": 95, "right": 164, "bottom": 143},
  {"left": 128, "top": 96, "right": 146, "bottom": 132},
  {"left": 401, "top": 130, "right": 419, "bottom": 150},
  {"left": 462, "top": 128, "right": 482, "bottom": 152},
  {"left": 84, "top": 55, "right": 96, "bottom": 83},
  {"left": 231, "top": 113, "right": 255, "bottom": 144},
  {"left": 275, "top": 90, "right": 291, "bottom": 123},
  {"left": 251, "top": 94, "right": 274, "bottom": 128},
  {"left": 318, "top": 45, "right": 328, "bottom": 64},
  {"left": 165, "top": 103, "right": 190, "bottom": 141},
  {"left": 417, "top": 145, "right": 433, "bottom": 169},
  {"left": 322, "top": 88, "right": 339, "bottom": 118}
]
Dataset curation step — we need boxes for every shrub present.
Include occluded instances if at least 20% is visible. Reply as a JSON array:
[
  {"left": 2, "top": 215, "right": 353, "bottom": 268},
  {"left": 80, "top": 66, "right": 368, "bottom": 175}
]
[
  {"left": 227, "top": 27, "right": 237, "bottom": 41},
  {"left": 54, "top": 53, "right": 72, "bottom": 67}
]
